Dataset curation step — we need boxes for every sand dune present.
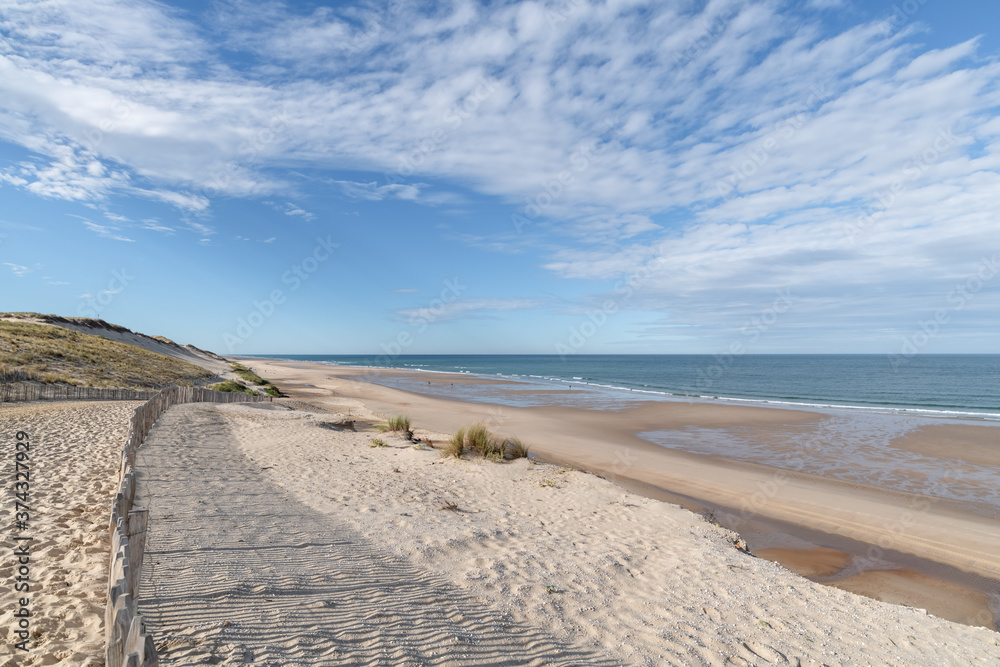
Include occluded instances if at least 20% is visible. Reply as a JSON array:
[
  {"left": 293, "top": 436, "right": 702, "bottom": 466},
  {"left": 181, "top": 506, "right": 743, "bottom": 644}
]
[
  {"left": 134, "top": 401, "right": 1000, "bottom": 665},
  {"left": 0, "top": 401, "right": 142, "bottom": 667}
]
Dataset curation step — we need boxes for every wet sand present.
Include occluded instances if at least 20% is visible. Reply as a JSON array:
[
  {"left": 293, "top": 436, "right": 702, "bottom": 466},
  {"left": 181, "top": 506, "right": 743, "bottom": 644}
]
[
  {"left": 756, "top": 547, "right": 853, "bottom": 578},
  {"left": 239, "top": 358, "right": 1000, "bottom": 630},
  {"left": 893, "top": 423, "right": 1000, "bottom": 469}
]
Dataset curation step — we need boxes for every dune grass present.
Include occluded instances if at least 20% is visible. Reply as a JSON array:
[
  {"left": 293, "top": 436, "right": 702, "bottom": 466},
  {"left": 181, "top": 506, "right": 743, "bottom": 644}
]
[
  {"left": 505, "top": 436, "right": 531, "bottom": 459},
  {"left": 444, "top": 423, "right": 530, "bottom": 461},
  {"left": 231, "top": 363, "right": 267, "bottom": 384},
  {"left": 378, "top": 415, "right": 412, "bottom": 434},
  {"left": 0, "top": 320, "right": 215, "bottom": 388},
  {"left": 445, "top": 427, "right": 467, "bottom": 458},
  {"left": 230, "top": 362, "right": 285, "bottom": 396},
  {"left": 209, "top": 380, "right": 259, "bottom": 395}
]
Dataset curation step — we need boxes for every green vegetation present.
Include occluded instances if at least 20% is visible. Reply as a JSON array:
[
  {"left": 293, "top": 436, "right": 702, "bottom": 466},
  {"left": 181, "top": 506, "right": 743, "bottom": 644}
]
[
  {"left": 209, "top": 380, "right": 259, "bottom": 395},
  {"left": 230, "top": 362, "right": 285, "bottom": 396},
  {"left": 444, "top": 423, "right": 531, "bottom": 461},
  {"left": 445, "top": 427, "right": 467, "bottom": 458},
  {"left": 369, "top": 438, "right": 388, "bottom": 447},
  {"left": 388, "top": 415, "right": 411, "bottom": 432},
  {"left": 505, "top": 436, "right": 530, "bottom": 459},
  {"left": 231, "top": 362, "right": 266, "bottom": 384},
  {"left": 0, "top": 320, "right": 214, "bottom": 388},
  {"left": 377, "top": 415, "right": 411, "bottom": 433}
]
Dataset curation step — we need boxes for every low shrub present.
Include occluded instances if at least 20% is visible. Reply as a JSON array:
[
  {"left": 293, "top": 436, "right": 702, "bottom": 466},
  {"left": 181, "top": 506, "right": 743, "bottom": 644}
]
[{"left": 210, "top": 380, "right": 258, "bottom": 395}]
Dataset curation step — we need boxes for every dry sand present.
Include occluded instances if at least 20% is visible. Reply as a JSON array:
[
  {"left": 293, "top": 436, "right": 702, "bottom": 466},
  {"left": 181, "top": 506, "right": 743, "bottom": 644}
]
[
  {"left": 133, "top": 400, "right": 1000, "bottom": 665},
  {"left": 0, "top": 400, "right": 142, "bottom": 667}
]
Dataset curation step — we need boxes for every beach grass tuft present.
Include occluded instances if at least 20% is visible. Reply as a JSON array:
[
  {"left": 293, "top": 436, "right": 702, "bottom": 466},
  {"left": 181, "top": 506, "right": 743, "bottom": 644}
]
[
  {"left": 465, "top": 423, "right": 496, "bottom": 456},
  {"left": 444, "top": 424, "right": 530, "bottom": 461},
  {"left": 379, "top": 415, "right": 412, "bottom": 433},
  {"left": 388, "top": 415, "right": 411, "bottom": 432},
  {"left": 504, "top": 436, "right": 530, "bottom": 460},
  {"left": 444, "top": 427, "right": 467, "bottom": 458}
]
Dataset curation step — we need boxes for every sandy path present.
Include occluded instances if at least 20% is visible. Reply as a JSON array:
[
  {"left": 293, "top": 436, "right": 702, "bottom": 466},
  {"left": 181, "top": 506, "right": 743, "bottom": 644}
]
[
  {"left": 0, "top": 400, "right": 142, "bottom": 667},
  {"left": 135, "top": 403, "right": 615, "bottom": 665}
]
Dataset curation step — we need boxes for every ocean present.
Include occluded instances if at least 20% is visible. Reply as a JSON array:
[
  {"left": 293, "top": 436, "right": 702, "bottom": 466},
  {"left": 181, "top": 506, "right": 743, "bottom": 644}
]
[{"left": 249, "top": 354, "right": 1000, "bottom": 420}]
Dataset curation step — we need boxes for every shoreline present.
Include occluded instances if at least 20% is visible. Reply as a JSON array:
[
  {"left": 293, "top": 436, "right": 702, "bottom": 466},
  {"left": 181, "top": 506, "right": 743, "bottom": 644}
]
[
  {"left": 245, "top": 354, "right": 1000, "bottom": 423},
  {"left": 238, "top": 357, "right": 1000, "bottom": 630}
]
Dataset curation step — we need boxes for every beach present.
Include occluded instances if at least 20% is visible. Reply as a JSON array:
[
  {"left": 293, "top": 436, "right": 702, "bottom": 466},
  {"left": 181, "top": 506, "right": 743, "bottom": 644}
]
[
  {"left": 3, "top": 361, "right": 1000, "bottom": 665},
  {"left": 125, "top": 392, "right": 1000, "bottom": 665},
  {"left": 241, "top": 358, "right": 1000, "bottom": 630}
]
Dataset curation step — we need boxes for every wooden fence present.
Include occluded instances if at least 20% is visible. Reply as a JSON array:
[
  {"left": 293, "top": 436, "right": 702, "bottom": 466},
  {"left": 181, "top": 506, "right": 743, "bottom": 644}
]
[
  {"left": 105, "top": 385, "right": 269, "bottom": 667},
  {"left": 0, "top": 383, "right": 160, "bottom": 403},
  {"left": 0, "top": 369, "right": 35, "bottom": 383}
]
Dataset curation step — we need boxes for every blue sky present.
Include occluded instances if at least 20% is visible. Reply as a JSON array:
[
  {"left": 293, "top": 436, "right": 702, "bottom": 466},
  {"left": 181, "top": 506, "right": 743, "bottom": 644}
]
[{"left": 1, "top": 0, "right": 998, "bottom": 356}]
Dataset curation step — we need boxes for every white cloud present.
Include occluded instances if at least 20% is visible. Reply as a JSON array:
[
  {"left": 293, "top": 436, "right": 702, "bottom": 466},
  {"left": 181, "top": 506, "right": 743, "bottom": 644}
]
[
  {"left": 4, "top": 263, "right": 29, "bottom": 277},
  {"left": 1, "top": 0, "right": 995, "bottom": 233},
  {"left": 72, "top": 215, "right": 135, "bottom": 242},
  {"left": 0, "top": 0, "right": 997, "bottom": 346},
  {"left": 140, "top": 219, "right": 175, "bottom": 234},
  {"left": 266, "top": 200, "right": 316, "bottom": 220},
  {"left": 131, "top": 188, "right": 210, "bottom": 212},
  {"left": 329, "top": 180, "right": 422, "bottom": 202},
  {"left": 396, "top": 298, "right": 544, "bottom": 323},
  {"left": 103, "top": 211, "right": 130, "bottom": 223},
  {"left": 184, "top": 220, "right": 216, "bottom": 237}
]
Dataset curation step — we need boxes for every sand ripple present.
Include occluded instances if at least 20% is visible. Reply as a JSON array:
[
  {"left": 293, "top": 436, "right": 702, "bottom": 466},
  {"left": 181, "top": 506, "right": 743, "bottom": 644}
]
[{"left": 0, "top": 400, "right": 142, "bottom": 667}]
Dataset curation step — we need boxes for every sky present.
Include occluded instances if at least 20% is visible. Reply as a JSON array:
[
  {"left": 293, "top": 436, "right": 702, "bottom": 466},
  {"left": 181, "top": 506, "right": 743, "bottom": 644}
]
[{"left": 1, "top": 0, "right": 998, "bottom": 356}]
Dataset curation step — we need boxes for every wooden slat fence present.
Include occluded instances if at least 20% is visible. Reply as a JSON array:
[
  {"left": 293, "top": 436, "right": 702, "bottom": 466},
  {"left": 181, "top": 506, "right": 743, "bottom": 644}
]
[
  {"left": 105, "top": 385, "right": 269, "bottom": 667},
  {"left": 0, "top": 383, "right": 160, "bottom": 403},
  {"left": 0, "top": 369, "right": 36, "bottom": 383}
]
